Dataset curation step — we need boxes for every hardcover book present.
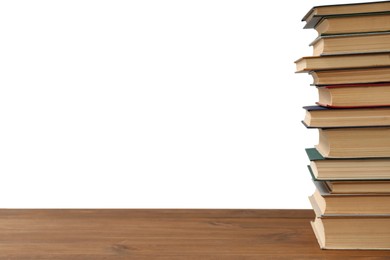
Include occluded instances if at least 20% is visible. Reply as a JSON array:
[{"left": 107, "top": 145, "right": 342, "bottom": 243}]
[
  {"left": 314, "top": 13, "right": 390, "bottom": 35},
  {"left": 308, "top": 165, "right": 390, "bottom": 194},
  {"left": 302, "top": 1, "right": 390, "bottom": 28},
  {"left": 309, "top": 66, "right": 390, "bottom": 86},
  {"left": 295, "top": 52, "right": 390, "bottom": 73},
  {"left": 311, "top": 31, "right": 390, "bottom": 56},
  {"left": 310, "top": 197, "right": 390, "bottom": 250},
  {"left": 316, "top": 83, "right": 390, "bottom": 108},
  {"left": 316, "top": 127, "right": 390, "bottom": 158},
  {"left": 310, "top": 180, "right": 390, "bottom": 215},
  {"left": 303, "top": 105, "right": 390, "bottom": 128},
  {"left": 305, "top": 148, "right": 390, "bottom": 180}
]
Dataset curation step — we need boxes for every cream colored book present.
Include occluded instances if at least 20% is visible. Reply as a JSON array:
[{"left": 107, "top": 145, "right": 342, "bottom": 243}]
[
  {"left": 311, "top": 32, "right": 390, "bottom": 56},
  {"left": 316, "top": 127, "right": 390, "bottom": 158},
  {"left": 326, "top": 180, "right": 390, "bottom": 194},
  {"left": 310, "top": 159, "right": 390, "bottom": 180},
  {"left": 303, "top": 106, "right": 390, "bottom": 128},
  {"left": 309, "top": 194, "right": 390, "bottom": 250},
  {"left": 311, "top": 181, "right": 390, "bottom": 215},
  {"left": 295, "top": 52, "right": 390, "bottom": 73},
  {"left": 315, "top": 13, "right": 390, "bottom": 35},
  {"left": 307, "top": 162, "right": 390, "bottom": 192},
  {"left": 316, "top": 83, "right": 390, "bottom": 108},
  {"left": 310, "top": 67, "right": 390, "bottom": 86},
  {"left": 311, "top": 216, "right": 390, "bottom": 250},
  {"left": 302, "top": 1, "right": 390, "bottom": 29}
]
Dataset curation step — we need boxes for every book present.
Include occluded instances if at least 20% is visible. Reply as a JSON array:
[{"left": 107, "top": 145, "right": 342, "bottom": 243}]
[
  {"left": 306, "top": 148, "right": 390, "bottom": 180},
  {"left": 325, "top": 180, "right": 390, "bottom": 194},
  {"left": 295, "top": 52, "right": 390, "bottom": 73},
  {"left": 308, "top": 159, "right": 390, "bottom": 180},
  {"left": 302, "top": 1, "right": 390, "bottom": 28},
  {"left": 314, "top": 13, "right": 390, "bottom": 35},
  {"left": 310, "top": 180, "right": 390, "bottom": 215},
  {"left": 310, "top": 213, "right": 390, "bottom": 249},
  {"left": 310, "top": 66, "right": 390, "bottom": 86},
  {"left": 316, "top": 127, "right": 390, "bottom": 158},
  {"left": 316, "top": 83, "right": 390, "bottom": 108},
  {"left": 311, "top": 31, "right": 390, "bottom": 56},
  {"left": 307, "top": 165, "right": 390, "bottom": 193},
  {"left": 310, "top": 191, "right": 390, "bottom": 249},
  {"left": 301, "top": 1, "right": 390, "bottom": 251},
  {"left": 303, "top": 106, "right": 390, "bottom": 128}
]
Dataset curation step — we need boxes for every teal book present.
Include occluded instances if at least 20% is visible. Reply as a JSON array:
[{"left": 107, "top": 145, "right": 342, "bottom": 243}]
[{"left": 305, "top": 148, "right": 325, "bottom": 161}]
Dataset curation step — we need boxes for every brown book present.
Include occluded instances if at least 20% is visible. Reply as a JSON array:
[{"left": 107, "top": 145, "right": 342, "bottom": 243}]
[
  {"left": 310, "top": 159, "right": 390, "bottom": 180},
  {"left": 316, "top": 83, "right": 390, "bottom": 108},
  {"left": 310, "top": 181, "right": 390, "bottom": 214},
  {"left": 311, "top": 32, "right": 390, "bottom": 56},
  {"left": 308, "top": 167, "right": 390, "bottom": 194},
  {"left": 303, "top": 106, "right": 390, "bottom": 128},
  {"left": 295, "top": 52, "right": 390, "bottom": 73},
  {"left": 310, "top": 214, "right": 390, "bottom": 250},
  {"left": 326, "top": 180, "right": 390, "bottom": 194},
  {"left": 309, "top": 191, "right": 390, "bottom": 249},
  {"left": 314, "top": 13, "right": 390, "bottom": 35},
  {"left": 302, "top": 1, "right": 390, "bottom": 29},
  {"left": 310, "top": 166, "right": 390, "bottom": 194},
  {"left": 316, "top": 127, "right": 390, "bottom": 158},
  {"left": 310, "top": 67, "right": 390, "bottom": 86}
]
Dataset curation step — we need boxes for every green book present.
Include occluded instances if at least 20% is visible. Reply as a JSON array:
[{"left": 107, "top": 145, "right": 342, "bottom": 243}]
[{"left": 305, "top": 148, "right": 325, "bottom": 161}]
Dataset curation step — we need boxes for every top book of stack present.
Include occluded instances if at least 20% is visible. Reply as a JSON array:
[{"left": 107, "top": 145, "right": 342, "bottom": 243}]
[
  {"left": 296, "top": 1, "right": 390, "bottom": 85},
  {"left": 302, "top": 1, "right": 390, "bottom": 35}
]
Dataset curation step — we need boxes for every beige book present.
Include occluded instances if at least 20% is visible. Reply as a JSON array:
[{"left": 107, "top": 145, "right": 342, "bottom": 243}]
[
  {"left": 316, "top": 84, "right": 390, "bottom": 108},
  {"left": 326, "top": 180, "right": 390, "bottom": 194},
  {"left": 303, "top": 106, "right": 390, "bottom": 128},
  {"left": 309, "top": 194, "right": 390, "bottom": 250},
  {"left": 310, "top": 159, "right": 390, "bottom": 180},
  {"left": 295, "top": 52, "right": 390, "bottom": 73},
  {"left": 311, "top": 185, "right": 390, "bottom": 215},
  {"left": 303, "top": 1, "right": 390, "bottom": 29},
  {"left": 310, "top": 67, "right": 390, "bottom": 86},
  {"left": 311, "top": 32, "right": 390, "bottom": 56},
  {"left": 311, "top": 216, "right": 390, "bottom": 250},
  {"left": 316, "top": 127, "right": 390, "bottom": 158},
  {"left": 315, "top": 13, "right": 390, "bottom": 35}
]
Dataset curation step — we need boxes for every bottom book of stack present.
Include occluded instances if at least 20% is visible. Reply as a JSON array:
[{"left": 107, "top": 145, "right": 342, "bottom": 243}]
[{"left": 309, "top": 181, "right": 390, "bottom": 250}]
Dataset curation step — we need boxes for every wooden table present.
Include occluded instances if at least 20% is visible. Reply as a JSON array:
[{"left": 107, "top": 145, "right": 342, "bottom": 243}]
[{"left": 1, "top": 209, "right": 390, "bottom": 259}]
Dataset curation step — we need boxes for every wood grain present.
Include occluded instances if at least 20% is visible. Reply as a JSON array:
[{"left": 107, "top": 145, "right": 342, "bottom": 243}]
[{"left": 0, "top": 209, "right": 389, "bottom": 259}]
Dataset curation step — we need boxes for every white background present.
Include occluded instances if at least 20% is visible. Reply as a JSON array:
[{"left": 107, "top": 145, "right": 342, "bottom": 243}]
[{"left": 0, "top": 0, "right": 373, "bottom": 208}]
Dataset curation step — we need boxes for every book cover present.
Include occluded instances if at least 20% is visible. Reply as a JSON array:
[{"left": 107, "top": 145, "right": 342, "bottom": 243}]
[{"left": 305, "top": 148, "right": 326, "bottom": 161}]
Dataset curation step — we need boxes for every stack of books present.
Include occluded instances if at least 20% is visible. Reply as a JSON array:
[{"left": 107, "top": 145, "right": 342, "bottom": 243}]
[{"left": 295, "top": 1, "right": 390, "bottom": 250}]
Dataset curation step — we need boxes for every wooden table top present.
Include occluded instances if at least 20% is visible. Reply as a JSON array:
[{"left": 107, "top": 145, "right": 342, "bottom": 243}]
[{"left": 0, "top": 209, "right": 389, "bottom": 259}]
